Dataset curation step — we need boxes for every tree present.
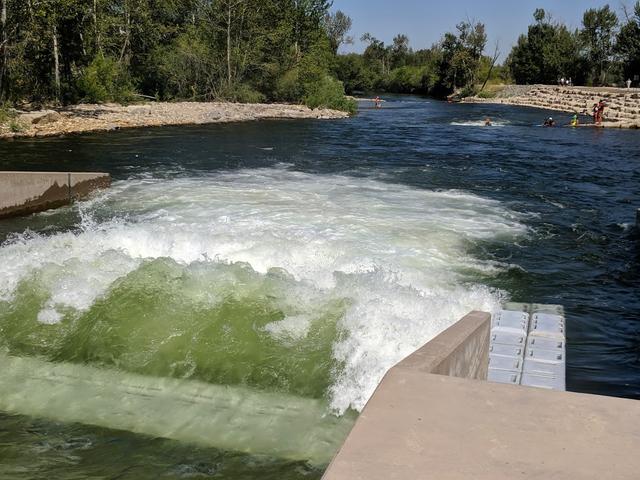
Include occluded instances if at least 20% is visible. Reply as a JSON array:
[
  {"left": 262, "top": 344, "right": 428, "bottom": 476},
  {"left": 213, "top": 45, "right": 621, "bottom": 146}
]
[
  {"left": 324, "top": 10, "right": 352, "bottom": 54},
  {"left": 615, "top": 1, "right": 640, "bottom": 83},
  {"left": 508, "top": 10, "right": 581, "bottom": 85},
  {"left": 436, "top": 20, "right": 487, "bottom": 92},
  {"left": 390, "top": 34, "right": 410, "bottom": 69},
  {"left": 580, "top": 5, "right": 618, "bottom": 85},
  {"left": 361, "top": 32, "right": 390, "bottom": 76}
]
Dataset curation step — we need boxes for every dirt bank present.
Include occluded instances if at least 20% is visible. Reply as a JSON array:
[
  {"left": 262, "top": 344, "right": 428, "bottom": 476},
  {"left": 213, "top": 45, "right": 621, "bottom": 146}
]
[
  {"left": 464, "top": 85, "right": 640, "bottom": 128},
  {"left": 0, "top": 102, "right": 350, "bottom": 140}
]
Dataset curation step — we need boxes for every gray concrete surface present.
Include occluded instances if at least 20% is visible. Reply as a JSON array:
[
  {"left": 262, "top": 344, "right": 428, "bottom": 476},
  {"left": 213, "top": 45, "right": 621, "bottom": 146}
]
[
  {"left": 322, "top": 310, "right": 640, "bottom": 480},
  {"left": 0, "top": 171, "right": 110, "bottom": 219}
]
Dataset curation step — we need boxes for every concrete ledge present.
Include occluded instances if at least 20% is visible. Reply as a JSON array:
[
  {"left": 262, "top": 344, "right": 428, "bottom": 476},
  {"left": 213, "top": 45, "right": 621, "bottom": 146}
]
[
  {"left": 323, "top": 373, "right": 640, "bottom": 479},
  {"left": 323, "top": 310, "right": 640, "bottom": 479},
  {"left": 0, "top": 171, "right": 110, "bottom": 219},
  {"left": 395, "top": 310, "right": 490, "bottom": 380}
]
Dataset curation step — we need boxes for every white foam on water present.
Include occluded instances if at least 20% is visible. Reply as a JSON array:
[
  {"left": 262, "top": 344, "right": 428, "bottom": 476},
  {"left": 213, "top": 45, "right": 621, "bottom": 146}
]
[
  {"left": 450, "top": 120, "right": 510, "bottom": 127},
  {"left": 0, "top": 168, "right": 527, "bottom": 412}
]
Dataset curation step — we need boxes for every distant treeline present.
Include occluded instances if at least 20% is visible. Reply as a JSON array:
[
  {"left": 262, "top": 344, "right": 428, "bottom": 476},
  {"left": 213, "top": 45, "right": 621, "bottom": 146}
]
[
  {"left": 0, "top": 0, "right": 356, "bottom": 112},
  {"left": 334, "top": 3, "right": 640, "bottom": 97},
  {"left": 0, "top": 2, "right": 638, "bottom": 109}
]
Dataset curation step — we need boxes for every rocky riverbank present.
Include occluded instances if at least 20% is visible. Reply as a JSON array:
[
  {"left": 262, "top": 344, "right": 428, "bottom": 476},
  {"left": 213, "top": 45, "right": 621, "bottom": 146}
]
[
  {"left": 0, "top": 102, "right": 350, "bottom": 140},
  {"left": 465, "top": 85, "right": 640, "bottom": 128}
]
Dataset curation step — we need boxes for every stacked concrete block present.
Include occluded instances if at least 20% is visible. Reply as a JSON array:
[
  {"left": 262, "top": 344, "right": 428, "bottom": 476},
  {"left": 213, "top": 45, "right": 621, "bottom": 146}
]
[{"left": 488, "top": 304, "right": 566, "bottom": 391}]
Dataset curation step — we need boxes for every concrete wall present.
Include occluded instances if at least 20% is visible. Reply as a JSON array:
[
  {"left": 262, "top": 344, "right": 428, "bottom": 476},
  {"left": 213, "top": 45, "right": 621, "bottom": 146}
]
[
  {"left": 0, "top": 171, "right": 110, "bottom": 219},
  {"left": 469, "top": 85, "right": 640, "bottom": 128},
  {"left": 394, "top": 310, "right": 490, "bottom": 380},
  {"left": 323, "top": 310, "right": 640, "bottom": 480}
]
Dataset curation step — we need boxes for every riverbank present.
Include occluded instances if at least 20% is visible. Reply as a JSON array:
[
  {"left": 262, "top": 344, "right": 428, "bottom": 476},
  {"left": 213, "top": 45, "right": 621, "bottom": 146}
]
[
  {"left": 464, "top": 85, "right": 640, "bottom": 128},
  {"left": 0, "top": 102, "right": 349, "bottom": 140}
]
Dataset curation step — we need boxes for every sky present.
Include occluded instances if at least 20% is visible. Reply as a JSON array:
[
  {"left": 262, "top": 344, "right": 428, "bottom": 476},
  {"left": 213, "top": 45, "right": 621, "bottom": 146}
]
[{"left": 333, "top": 0, "right": 631, "bottom": 60}]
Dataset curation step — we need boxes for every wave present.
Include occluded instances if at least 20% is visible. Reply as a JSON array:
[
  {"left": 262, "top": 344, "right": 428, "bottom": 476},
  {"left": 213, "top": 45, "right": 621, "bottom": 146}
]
[{"left": 0, "top": 168, "right": 526, "bottom": 413}]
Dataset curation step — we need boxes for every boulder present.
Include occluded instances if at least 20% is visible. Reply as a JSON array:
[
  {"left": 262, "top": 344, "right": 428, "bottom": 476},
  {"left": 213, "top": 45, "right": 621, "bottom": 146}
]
[{"left": 31, "top": 111, "right": 62, "bottom": 125}]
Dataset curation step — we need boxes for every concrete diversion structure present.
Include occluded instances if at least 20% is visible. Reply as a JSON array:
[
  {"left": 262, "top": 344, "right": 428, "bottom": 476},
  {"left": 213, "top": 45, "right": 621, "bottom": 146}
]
[
  {"left": 322, "top": 311, "right": 640, "bottom": 480},
  {"left": 0, "top": 171, "right": 110, "bottom": 219}
]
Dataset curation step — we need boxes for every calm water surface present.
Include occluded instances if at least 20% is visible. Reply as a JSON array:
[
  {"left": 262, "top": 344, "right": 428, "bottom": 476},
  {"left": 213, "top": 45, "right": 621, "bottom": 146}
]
[{"left": 0, "top": 97, "right": 638, "bottom": 478}]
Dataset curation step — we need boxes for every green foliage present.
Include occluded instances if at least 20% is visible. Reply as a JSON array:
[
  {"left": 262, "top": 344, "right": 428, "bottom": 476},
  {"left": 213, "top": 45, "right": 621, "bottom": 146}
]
[
  {"left": 476, "top": 89, "right": 497, "bottom": 99},
  {"left": 581, "top": 5, "right": 619, "bottom": 85},
  {"left": 76, "top": 56, "right": 135, "bottom": 103},
  {"left": 615, "top": 2, "right": 640, "bottom": 82},
  {"left": 385, "top": 66, "right": 426, "bottom": 93},
  {"left": 0, "top": 104, "right": 16, "bottom": 124},
  {"left": 9, "top": 119, "right": 25, "bottom": 133},
  {"left": 508, "top": 10, "right": 583, "bottom": 85},
  {"left": 334, "top": 54, "right": 376, "bottom": 93},
  {"left": 304, "top": 75, "right": 357, "bottom": 114},
  {"left": 0, "top": 0, "right": 347, "bottom": 107}
]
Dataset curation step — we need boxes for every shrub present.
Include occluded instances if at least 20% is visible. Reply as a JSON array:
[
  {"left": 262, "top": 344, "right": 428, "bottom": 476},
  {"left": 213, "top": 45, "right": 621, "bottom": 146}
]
[
  {"left": 9, "top": 119, "right": 26, "bottom": 133},
  {"left": 275, "top": 68, "right": 305, "bottom": 102},
  {"left": 304, "top": 75, "right": 357, "bottom": 114},
  {"left": 77, "top": 56, "right": 135, "bottom": 103},
  {"left": 476, "top": 89, "right": 497, "bottom": 99},
  {"left": 458, "top": 85, "right": 477, "bottom": 98},
  {"left": 0, "top": 104, "right": 15, "bottom": 124}
]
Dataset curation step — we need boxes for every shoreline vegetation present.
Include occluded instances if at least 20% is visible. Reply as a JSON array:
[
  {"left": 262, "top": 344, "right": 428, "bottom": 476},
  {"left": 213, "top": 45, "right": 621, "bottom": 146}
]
[
  {"left": 0, "top": 102, "right": 349, "bottom": 140},
  {"left": 0, "top": 2, "right": 639, "bottom": 136}
]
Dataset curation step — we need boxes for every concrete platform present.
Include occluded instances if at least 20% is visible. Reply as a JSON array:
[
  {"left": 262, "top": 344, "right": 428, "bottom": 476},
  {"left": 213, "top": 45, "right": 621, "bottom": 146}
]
[
  {"left": 0, "top": 171, "right": 110, "bottom": 219},
  {"left": 323, "top": 311, "right": 640, "bottom": 480}
]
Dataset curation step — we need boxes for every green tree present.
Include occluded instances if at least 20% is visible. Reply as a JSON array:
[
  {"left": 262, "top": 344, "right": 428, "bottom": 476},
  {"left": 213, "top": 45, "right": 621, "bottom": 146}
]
[
  {"left": 615, "top": 1, "right": 640, "bottom": 83},
  {"left": 508, "top": 9, "right": 581, "bottom": 85},
  {"left": 436, "top": 20, "right": 487, "bottom": 93},
  {"left": 580, "top": 5, "right": 618, "bottom": 85},
  {"left": 324, "top": 10, "right": 353, "bottom": 54}
]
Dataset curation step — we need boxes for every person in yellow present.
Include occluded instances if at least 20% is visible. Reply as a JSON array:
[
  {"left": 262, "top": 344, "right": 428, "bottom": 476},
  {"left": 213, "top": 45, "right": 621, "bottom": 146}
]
[{"left": 570, "top": 114, "right": 579, "bottom": 127}]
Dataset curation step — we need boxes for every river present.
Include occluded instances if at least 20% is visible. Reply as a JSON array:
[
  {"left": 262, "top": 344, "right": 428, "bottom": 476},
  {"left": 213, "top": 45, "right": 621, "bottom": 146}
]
[{"left": 0, "top": 97, "right": 638, "bottom": 478}]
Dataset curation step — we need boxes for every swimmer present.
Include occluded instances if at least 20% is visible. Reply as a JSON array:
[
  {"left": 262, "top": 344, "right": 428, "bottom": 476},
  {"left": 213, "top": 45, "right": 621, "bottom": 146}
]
[
  {"left": 570, "top": 114, "right": 579, "bottom": 127},
  {"left": 373, "top": 96, "right": 382, "bottom": 109},
  {"left": 484, "top": 117, "right": 492, "bottom": 126},
  {"left": 543, "top": 117, "right": 556, "bottom": 127}
]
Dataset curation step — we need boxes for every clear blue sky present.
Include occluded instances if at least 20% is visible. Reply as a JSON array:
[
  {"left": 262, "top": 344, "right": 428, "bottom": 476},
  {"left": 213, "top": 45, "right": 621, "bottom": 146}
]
[{"left": 333, "top": 0, "right": 630, "bottom": 59}]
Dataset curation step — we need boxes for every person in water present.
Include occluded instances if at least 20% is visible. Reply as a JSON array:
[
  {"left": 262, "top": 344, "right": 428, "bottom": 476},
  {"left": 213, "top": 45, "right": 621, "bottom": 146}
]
[
  {"left": 373, "top": 96, "right": 382, "bottom": 109},
  {"left": 570, "top": 114, "right": 579, "bottom": 127},
  {"left": 543, "top": 117, "right": 556, "bottom": 127},
  {"left": 484, "top": 117, "right": 492, "bottom": 126}
]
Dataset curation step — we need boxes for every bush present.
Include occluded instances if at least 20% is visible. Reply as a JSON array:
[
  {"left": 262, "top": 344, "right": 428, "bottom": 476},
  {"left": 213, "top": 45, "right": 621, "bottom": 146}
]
[
  {"left": 275, "top": 68, "right": 305, "bottom": 102},
  {"left": 218, "top": 83, "right": 266, "bottom": 103},
  {"left": 9, "top": 119, "right": 26, "bottom": 133},
  {"left": 304, "top": 75, "right": 357, "bottom": 114},
  {"left": 458, "top": 85, "right": 477, "bottom": 98},
  {"left": 77, "top": 56, "right": 135, "bottom": 103},
  {"left": 385, "top": 66, "right": 425, "bottom": 93},
  {"left": 0, "top": 103, "right": 16, "bottom": 124},
  {"left": 476, "top": 89, "right": 497, "bottom": 99}
]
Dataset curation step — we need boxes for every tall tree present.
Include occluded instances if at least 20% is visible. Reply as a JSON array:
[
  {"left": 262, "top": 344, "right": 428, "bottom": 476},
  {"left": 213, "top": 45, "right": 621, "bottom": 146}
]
[
  {"left": 324, "top": 10, "right": 352, "bottom": 54},
  {"left": 615, "top": 1, "right": 640, "bottom": 83},
  {"left": 580, "top": 5, "right": 618, "bottom": 85},
  {"left": 508, "top": 9, "right": 581, "bottom": 85},
  {"left": 0, "top": 0, "right": 7, "bottom": 99}
]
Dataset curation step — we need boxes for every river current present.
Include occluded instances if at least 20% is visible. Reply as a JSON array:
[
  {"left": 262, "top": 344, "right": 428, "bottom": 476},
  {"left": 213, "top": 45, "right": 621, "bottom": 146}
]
[{"left": 0, "top": 97, "right": 638, "bottom": 478}]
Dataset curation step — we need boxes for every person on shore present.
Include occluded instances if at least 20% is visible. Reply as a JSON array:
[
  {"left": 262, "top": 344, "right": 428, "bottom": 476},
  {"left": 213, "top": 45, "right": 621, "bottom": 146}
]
[
  {"left": 543, "top": 117, "right": 556, "bottom": 127},
  {"left": 596, "top": 100, "right": 606, "bottom": 124},
  {"left": 627, "top": 79, "right": 632, "bottom": 89},
  {"left": 592, "top": 103, "right": 599, "bottom": 124}
]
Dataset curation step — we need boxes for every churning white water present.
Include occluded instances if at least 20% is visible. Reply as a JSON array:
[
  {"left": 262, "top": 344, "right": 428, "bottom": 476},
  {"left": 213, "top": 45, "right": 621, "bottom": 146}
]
[{"left": 0, "top": 167, "right": 526, "bottom": 412}]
